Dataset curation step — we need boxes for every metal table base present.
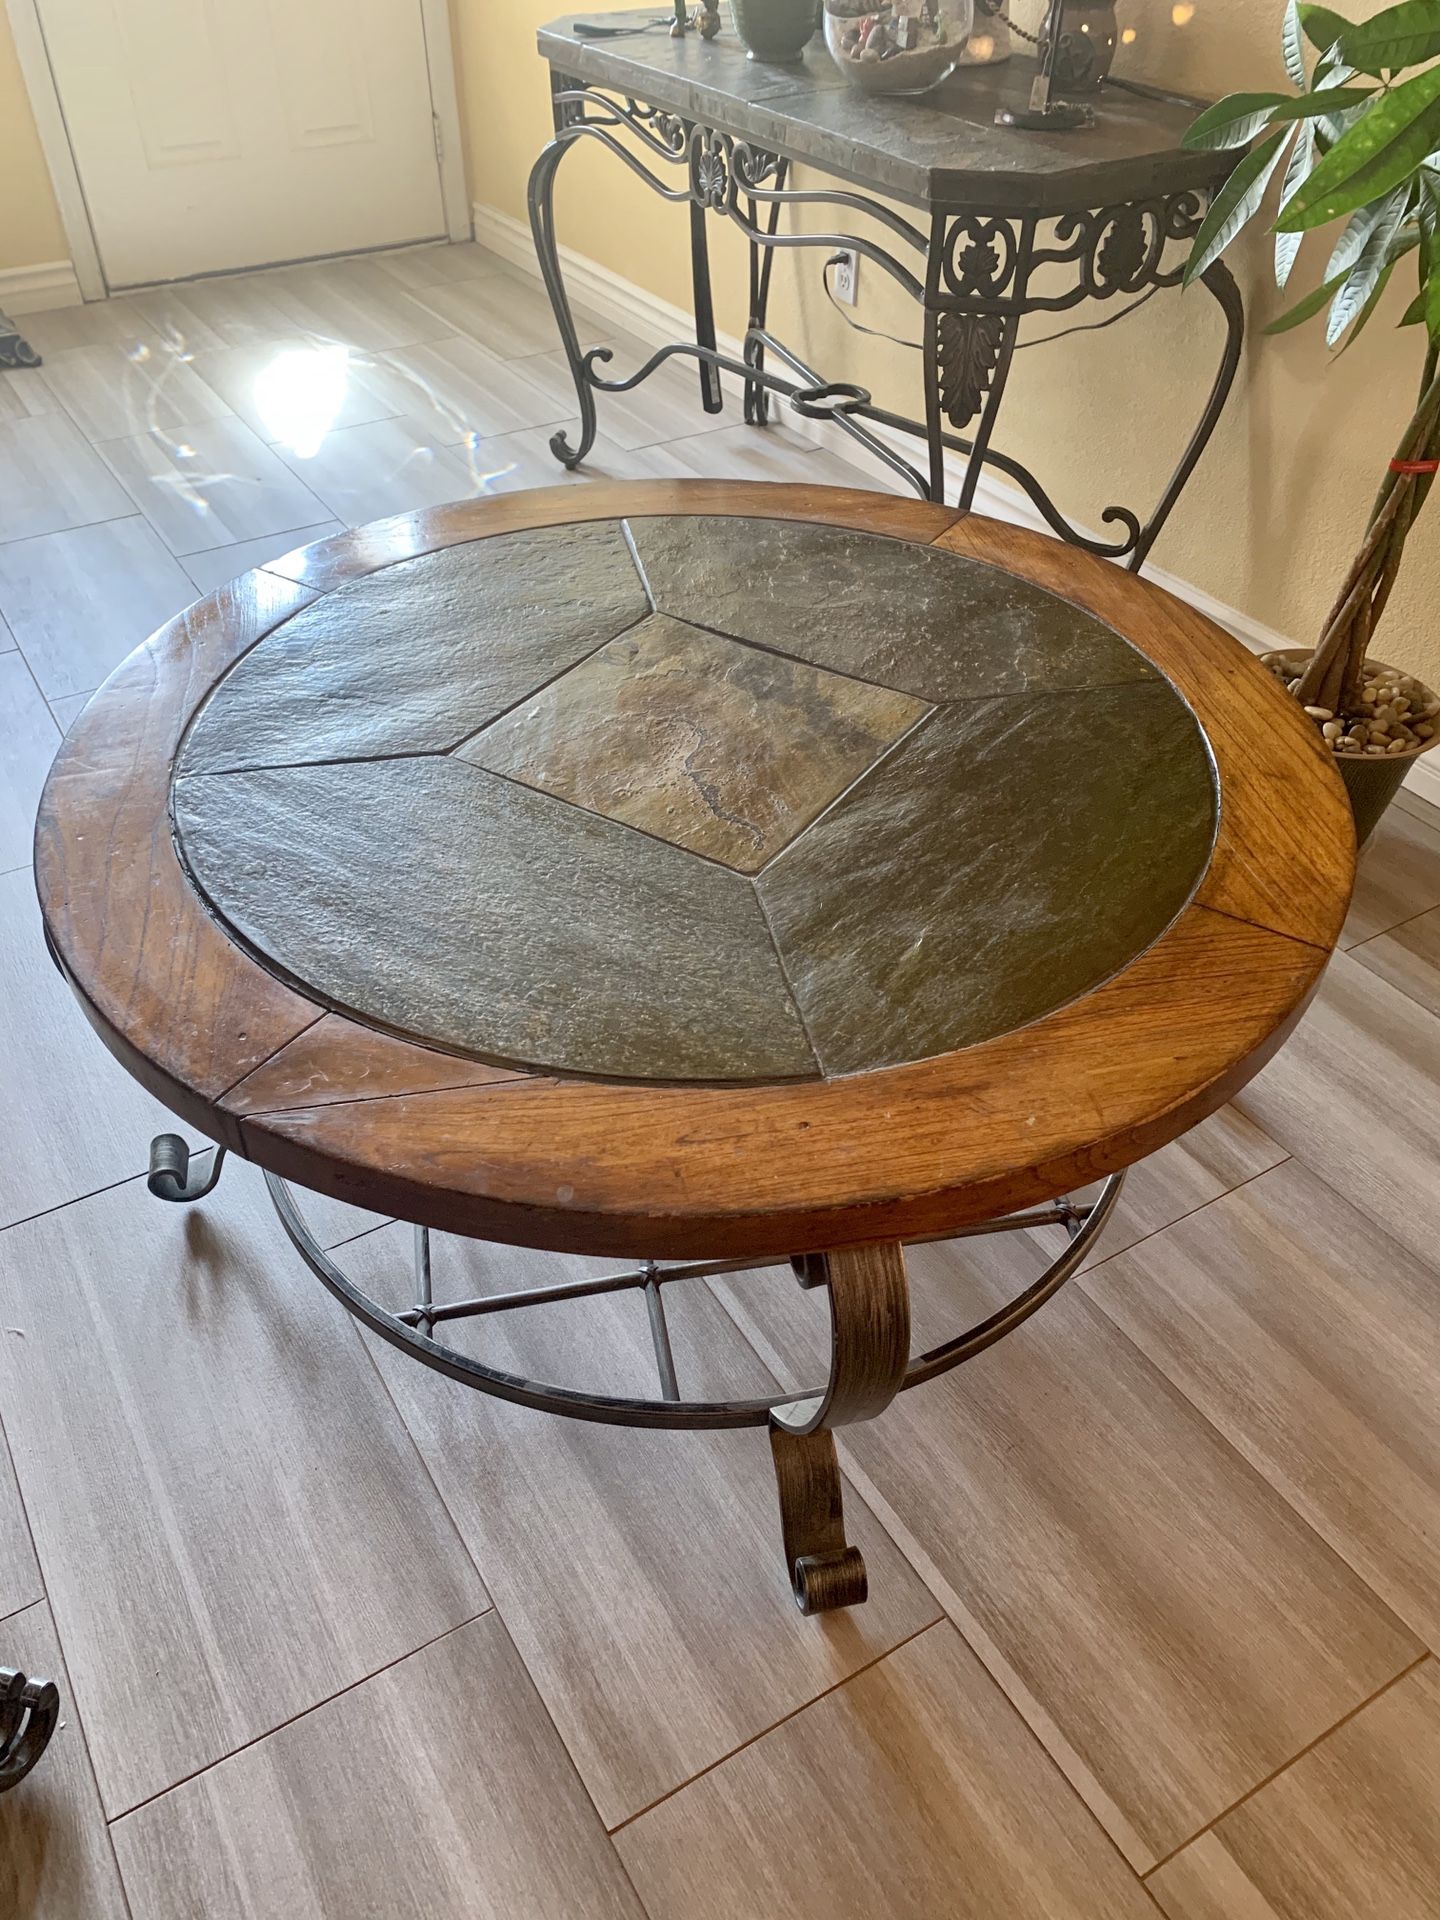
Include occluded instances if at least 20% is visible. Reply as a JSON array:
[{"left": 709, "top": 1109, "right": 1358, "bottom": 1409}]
[{"left": 147, "top": 1133, "right": 1123, "bottom": 1614}]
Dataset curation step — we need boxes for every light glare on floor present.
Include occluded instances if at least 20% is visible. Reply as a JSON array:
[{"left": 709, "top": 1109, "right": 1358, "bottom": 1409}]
[{"left": 253, "top": 343, "right": 351, "bottom": 458}]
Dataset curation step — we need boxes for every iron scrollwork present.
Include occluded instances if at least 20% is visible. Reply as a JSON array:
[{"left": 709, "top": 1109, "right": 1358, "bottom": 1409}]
[
  {"left": 936, "top": 313, "right": 1010, "bottom": 431},
  {"left": 529, "top": 78, "right": 1243, "bottom": 570},
  {"left": 1024, "top": 188, "right": 1208, "bottom": 307}
]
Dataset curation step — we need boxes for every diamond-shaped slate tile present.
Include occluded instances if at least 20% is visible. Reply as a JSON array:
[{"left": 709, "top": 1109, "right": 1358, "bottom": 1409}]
[
  {"left": 625, "top": 515, "right": 1157, "bottom": 703},
  {"left": 178, "top": 521, "right": 649, "bottom": 775},
  {"left": 459, "top": 612, "right": 930, "bottom": 873}
]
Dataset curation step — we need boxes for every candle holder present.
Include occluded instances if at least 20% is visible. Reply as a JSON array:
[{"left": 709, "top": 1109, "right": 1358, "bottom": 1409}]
[{"left": 995, "top": 0, "right": 1096, "bottom": 130}]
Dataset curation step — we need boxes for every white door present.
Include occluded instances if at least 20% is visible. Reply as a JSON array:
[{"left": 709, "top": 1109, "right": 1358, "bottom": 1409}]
[{"left": 35, "top": 0, "right": 448, "bottom": 289}]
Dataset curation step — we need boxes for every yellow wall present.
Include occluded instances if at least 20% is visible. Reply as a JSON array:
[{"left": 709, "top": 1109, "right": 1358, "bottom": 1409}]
[
  {"left": 0, "top": 9, "right": 66, "bottom": 270},
  {"left": 459, "top": 0, "right": 1440, "bottom": 686}
]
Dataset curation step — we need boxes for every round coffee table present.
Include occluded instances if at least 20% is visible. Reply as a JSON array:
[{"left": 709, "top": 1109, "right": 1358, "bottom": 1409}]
[{"left": 36, "top": 482, "right": 1354, "bottom": 1614}]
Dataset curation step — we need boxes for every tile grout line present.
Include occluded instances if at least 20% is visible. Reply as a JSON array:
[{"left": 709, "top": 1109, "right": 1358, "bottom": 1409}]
[
  {"left": 700, "top": 1276, "right": 1177, "bottom": 1901},
  {"left": 0, "top": 1404, "right": 142, "bottom": 1920},
  {"left": 0, "top": 1166, "right": 166, "bottom": 1240},
  {"left": 464, "top": 1601, "right": 660, "bottom": 1920},
  {"left": 708, "top": 1246, "right": 1426, "bottom": 1899},
  {"left": 1140, "top": 1649, "right": 1433, "bottom": 1880},
  {"left": 342, "top": 1277, "right": 670, "bottom": 1903},
  {"left": 1075, "top": 1152, "right": 1293, "bottom": 1282},
  {"left": 606, "top": 1615, "right": 945, "bottom": 1838},
  {"left": 351, "top": 1307, "right": 493, "bottom": 1597},
  {"left": 1346, "top": 906, "right": 1440, "bottom": 951},
  {"left": 105, "top": 1608, "right": 494, "bottom": 1827},
  {"left": 0, "top": 1406, "right": 47, "bottom": 1622}
]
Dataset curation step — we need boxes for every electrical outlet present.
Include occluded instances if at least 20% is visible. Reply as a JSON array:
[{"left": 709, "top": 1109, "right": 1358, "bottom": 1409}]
[{"left": 831, "top": 248, "right": 859, "bottom": 305}]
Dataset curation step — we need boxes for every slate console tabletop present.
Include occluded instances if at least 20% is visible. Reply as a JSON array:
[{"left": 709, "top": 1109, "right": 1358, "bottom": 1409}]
[
  {"left": 36, "top": 482, "right": 1354, "bottom": 1615},
  {"left": 529, "top": 11, "right": 1242, "bottom": 572}
]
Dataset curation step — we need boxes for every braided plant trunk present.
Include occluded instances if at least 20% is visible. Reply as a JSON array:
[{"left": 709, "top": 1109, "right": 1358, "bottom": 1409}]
[{"left": 1295, "top": 343, "right": 1440, "bottom": 717}]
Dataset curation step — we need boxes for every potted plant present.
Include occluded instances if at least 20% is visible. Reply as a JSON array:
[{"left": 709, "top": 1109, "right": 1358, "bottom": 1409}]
[{"left": 1182, "top": 0, "right": 1440, "bottom": 842}]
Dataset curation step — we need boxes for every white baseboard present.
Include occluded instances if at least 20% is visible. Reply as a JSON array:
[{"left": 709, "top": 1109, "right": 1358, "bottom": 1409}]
[
  {"left": 1404, "top": 752, "right": 1440, "bottom": 811},
  {"left": 473, "top": 198, "right": 1434, "bottom": 810},
  {"left": 0, "top": 259, "right": 82, "bottom": 316}
]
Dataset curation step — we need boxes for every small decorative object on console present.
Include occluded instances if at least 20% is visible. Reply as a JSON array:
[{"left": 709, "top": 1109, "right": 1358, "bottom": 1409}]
[
  {"left": 960, "top": 0, "right": 1010, "bottom": 63},
  {"left": 1039, "top": 0, "right": 1117, "bottom": 93},
  {"left": 824, "top": 0, "right": 973, "bottom": 92},
  {"left": 671, "top": 0, "right": 721, "bottom": 35},
  {"left": 732, "top": 0, "right": 820, "bottom": 61}
]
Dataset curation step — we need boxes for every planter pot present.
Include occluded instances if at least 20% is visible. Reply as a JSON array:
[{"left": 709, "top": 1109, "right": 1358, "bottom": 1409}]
[
  {"left": 731, "top": 0, "right": 819, "bottom": 61},
  {"left": 1266, "top": 649, "right": 1439, "bottom": 848}
]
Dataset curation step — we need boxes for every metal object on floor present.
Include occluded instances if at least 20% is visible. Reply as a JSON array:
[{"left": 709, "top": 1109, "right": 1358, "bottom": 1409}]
[
  {"left": 147, "top": 1130, "right": 1122, "bottom": 1611},
  {"left": 0, "top": 1667, "right": 59, "bottom": 1793},
  {"left": 147, "top": 1133, "right": 228, "bottom": 1202},
  {"left": 527, "top": 20, "right": 1243, "bottom": 571},
  {"left": 0, "top": 310, "right": 41, "bottom": 371}
]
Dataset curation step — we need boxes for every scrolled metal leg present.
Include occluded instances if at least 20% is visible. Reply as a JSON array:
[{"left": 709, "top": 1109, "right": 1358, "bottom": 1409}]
[
  {"left": 768, "top": 1241, "right": 910, "bottom": 1613},
  {"left": 0, "top": 1667, "right": 59, "bottom": 1793},
  {"left": 147, "top": 1134, "right": 227, "bottom": 1202},
  {"left": 1128, "top": 258, "right": 1244, "bottom": 573},
  {"left": 769, "top": 1427, "right": 868, "bottom": 1614},
  {"left": 527, "top": 137, "right": 600, "bottom": 471}
]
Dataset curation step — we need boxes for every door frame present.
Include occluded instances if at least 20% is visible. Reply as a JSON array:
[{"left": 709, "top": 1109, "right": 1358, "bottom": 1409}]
[{"left": 6, "top": 0, "right": 471, "bottom": 301}]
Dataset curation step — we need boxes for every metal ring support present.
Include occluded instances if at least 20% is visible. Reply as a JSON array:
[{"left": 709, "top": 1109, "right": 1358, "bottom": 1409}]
[
  {"left": 159, "top": 1146, "right": 1124, "bottom": 1615},
  {"left": 261, "top": 1167, "right": 1125, "bottom": 1431},
  {"left": 770, "top": 1243, "right": 910, "bottom": 1437}
]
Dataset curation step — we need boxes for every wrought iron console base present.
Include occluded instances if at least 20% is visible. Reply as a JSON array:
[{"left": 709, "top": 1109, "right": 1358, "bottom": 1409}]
[
  {"left": 0, "top": 1666, "right": 59, "bottom": 1793},
  {"left": 526, "top": 74, "right": 1242, "bottom": 571},
  {"left": 148, "top": 1133, "right": 1123, "bottom": 1614}
]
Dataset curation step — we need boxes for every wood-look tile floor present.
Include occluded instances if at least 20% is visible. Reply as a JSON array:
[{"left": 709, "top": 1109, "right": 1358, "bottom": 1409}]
[{"left": 3, "top": 240, "right": 1440, "bottom": 1916}]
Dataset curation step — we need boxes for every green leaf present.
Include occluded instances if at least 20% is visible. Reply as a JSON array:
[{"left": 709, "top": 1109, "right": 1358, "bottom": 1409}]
[
  {"left": 1396, "top": 271, "right": 1440, "bottom": 337},
  {"left": 1264, "top": 271, "right": 1351, "bottom": 331},
  {"left": 1327, "top": 190, "right": 1409, "bottom": 339},
  {"left": 1183, "top": 92, "right": 1295, "bottom": 151},
  {"left": 1299, "top": 3, "right": 1352, "bottom": 53},
  {"left": 1325, "top": 194, "right": 1393, "bottom": 278},
  {"left": 1283, "top": 0, "right": 1309, "bottom": 85},
  {"left": 1268, "top": 87, "right": 1377, "bottom": 127},
  {"left": 1338, "top": 242, "right": 1410, "bottom": 346},
  {"left": 1183, "top": 87, "right": 1374, "bottom": 154},
  {"left": 1315, "top": 61, "right": 1365, "bottom": 146},
  {"left": 1184, "top": 129, "right": 1290, "bottom": 285},
  {"left": 1278, "top": 62, "right": 1440, "bottom": 229},
  {"left": 1339, "top": 0, "right": 1440, "bottom": 74},
  {"left": 1276, "top": 128, "right": 1317, "bottom": 286}
]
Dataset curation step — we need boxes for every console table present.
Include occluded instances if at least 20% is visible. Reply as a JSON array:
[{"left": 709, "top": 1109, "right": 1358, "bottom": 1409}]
[
  {"left": 529, "top": 11, "right": 1241, "bottom": 569},
  {"left": 36, "top": 482, "right": 1353, "bottom": 1616}
]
